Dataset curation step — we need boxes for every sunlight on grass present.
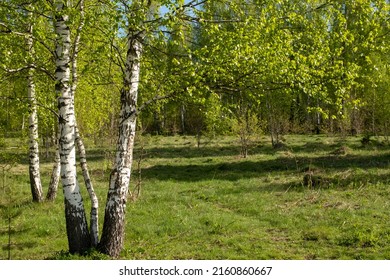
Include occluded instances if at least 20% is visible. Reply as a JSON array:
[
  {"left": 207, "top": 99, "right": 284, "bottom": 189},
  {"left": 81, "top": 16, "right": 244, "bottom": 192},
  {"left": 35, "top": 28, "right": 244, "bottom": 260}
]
[{"left": 1, "top": 134, "right": 390, "bottom": 259}]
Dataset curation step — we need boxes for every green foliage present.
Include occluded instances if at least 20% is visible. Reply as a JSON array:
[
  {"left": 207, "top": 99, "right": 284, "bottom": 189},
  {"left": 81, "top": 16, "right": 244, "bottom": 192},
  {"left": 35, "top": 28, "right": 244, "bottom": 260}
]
[
  {"left": 0, "top": 137, "right": 5, "bottom": 149},
  {"left": 2, "top": 0, "right": 390, "bottom": 140},
  {"left": 231, "top": 108, "right": 262, "bottom": 157}
]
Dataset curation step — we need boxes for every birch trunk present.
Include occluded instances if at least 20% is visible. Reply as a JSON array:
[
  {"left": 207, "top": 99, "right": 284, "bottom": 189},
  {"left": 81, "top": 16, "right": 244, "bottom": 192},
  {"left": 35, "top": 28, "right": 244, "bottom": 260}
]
[
  {"left": 75, "top": 125, "right": 99, "bottom": 247},
  {"left": 55, "top": 0, "right": 90, "bottom": 253},
  {"left": 99, "top": 32, "right": 143, "bottom": 258},
  {"left": 26, "top": 16, "right": 43, "bottom": 202},
  {"left": 69, "top": 0, "right": 99, "bottom": 247},
  {"left": 47, "top": 122, "right": 60, "bottom": 201},
  {"left": 46, "top": 147, "right": 60, "bottom": 201}
]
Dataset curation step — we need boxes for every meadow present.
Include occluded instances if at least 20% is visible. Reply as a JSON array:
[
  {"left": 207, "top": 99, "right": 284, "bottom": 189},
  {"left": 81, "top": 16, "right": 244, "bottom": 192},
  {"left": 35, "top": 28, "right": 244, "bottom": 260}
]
[{"left": 1, "top": 134, "right": 390, "bottom": 260}]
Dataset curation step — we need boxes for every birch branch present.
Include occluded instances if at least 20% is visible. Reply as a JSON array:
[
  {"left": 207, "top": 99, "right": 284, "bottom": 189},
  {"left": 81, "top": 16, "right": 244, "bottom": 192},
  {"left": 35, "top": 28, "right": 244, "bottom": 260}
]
[{"left": 0, "top": 64, "right": 55, "bottom": 80}]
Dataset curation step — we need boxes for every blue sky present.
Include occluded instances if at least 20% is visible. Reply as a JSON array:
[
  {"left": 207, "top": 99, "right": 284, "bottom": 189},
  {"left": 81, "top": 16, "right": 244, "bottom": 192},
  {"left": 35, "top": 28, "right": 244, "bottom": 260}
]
[{"left": 160, "top": 0, "right": 193, "bottom": 15}]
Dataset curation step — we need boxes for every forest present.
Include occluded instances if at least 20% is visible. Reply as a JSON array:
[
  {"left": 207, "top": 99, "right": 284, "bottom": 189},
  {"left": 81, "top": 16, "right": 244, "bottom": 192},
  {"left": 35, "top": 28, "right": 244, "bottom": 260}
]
[{"left": 1, "top": 0, "right": 390, "bottom": 260}]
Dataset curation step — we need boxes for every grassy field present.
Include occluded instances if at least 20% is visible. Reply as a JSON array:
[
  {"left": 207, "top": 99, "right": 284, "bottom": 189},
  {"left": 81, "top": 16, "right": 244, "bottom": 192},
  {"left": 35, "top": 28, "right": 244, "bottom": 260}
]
[{"left": 1, "top": 134, "right": 390, "bottom": 260}]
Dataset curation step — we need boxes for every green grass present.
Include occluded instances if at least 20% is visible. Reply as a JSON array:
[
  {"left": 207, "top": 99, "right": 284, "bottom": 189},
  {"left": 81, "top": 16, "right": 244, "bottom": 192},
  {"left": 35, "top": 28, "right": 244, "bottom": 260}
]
[{"left": 1, "top": 134, "right": 390, "bottom": 259}]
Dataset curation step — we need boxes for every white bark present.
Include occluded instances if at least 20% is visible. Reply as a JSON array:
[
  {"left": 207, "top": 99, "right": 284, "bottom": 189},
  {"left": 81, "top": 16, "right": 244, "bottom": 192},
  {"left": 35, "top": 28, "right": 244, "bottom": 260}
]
[
  {"left": 70, "top": 0, "right": 99, "bottom": 247},
  {"left": 47, "top": 106, "right": 60, "bottom": 201},
  {"left": 26, "top": 15, "right": 43, "bottom": 202},
  {"left": 99, "top": 32, "right": 143, "bottom": 258},
  {"left": 55, "top": 0, "right": 90, "bottom": 253},
  {"left": 70, "top": 0, "right": 83, "bottom": 98},
  {"left": 47, "top": 147, "right": 60, "bottom": 201},
  {"left": 75, "top": 125, "right": 99, "bottom": 247}
]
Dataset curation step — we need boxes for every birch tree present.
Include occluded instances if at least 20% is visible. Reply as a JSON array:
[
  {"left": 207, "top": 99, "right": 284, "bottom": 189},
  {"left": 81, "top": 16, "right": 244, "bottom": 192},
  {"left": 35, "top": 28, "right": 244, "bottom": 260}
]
[
  {"left": 0, "top": 1, "right": 44, "bottom": 202},
  {"left": 54, "top": 0, "right": 90, "bottom": 253},
  {"left": 98, "top": 0, "right": 146, "bottom": 258},
  {"left": 97, "top": 0, "right": 200, "bottom": 257},
  {"left": 70, "top": 0, "right": 99, "bottom": 247},
  {"left": 2, "top": 0, "right": 390, "bottom": 259},
  {"left": 26, "top": 6, "right": 44, "bottom": 202}
]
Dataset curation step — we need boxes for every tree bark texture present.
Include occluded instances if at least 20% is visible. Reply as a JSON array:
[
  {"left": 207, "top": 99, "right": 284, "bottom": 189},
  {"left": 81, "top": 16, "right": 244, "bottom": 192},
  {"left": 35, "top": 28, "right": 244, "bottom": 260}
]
[
  {"left": 27, "top": 12, "right": 43, "bottom": 202},
  {"left": 46, "top": 147, "right": 60, "bottom": 201},
  {"left": 69, "top": 0, "right": 98, "bottom": 247},
  {"left": 47, "top": 108, "right": 60, "bottom": 201},
  {"left": 55, "top": 0, "right": 90, "bottom": 253},
  {"left": 75, "top": 124, "right": 99, "bottom": 247},
  {"left": 99, "top": 33, "right": 143, "bottom": 258},
  {"left": 58, "top": 97, "right": 90, "bottom": 253}
]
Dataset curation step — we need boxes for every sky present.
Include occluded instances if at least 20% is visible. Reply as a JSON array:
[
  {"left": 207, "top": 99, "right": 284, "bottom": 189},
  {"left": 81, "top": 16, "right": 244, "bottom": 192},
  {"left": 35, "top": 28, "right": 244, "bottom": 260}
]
[{"left": 160, "top": 0, "right": 194, "bottom": 16}]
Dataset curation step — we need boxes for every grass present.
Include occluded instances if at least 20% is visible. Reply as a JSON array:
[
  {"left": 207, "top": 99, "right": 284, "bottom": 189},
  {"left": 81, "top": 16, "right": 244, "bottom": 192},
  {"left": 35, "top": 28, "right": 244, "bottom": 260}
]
[{"left": 1, "top": 133, "right": 390, "bottom": 259}]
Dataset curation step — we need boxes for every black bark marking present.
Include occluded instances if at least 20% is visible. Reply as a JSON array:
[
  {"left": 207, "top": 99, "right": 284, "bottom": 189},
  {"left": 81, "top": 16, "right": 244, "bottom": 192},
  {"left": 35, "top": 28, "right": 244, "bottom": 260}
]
[{"left": 64, "top": 199, "right": 91, "bottom": 254}]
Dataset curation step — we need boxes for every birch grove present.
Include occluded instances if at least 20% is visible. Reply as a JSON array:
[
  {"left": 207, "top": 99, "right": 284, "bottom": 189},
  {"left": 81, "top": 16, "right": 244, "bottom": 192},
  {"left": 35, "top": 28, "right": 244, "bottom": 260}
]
[{"left": 2, "top": 0, "right": 390, "bottom": 259}]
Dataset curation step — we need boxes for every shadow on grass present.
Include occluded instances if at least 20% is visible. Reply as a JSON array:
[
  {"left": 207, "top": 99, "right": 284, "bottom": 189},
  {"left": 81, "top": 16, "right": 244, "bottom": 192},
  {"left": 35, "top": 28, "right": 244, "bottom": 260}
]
[
  {"left": 0, "top": 199, "right": 35, "bottom": 211},
  {"left": 142, "top": 152, "right": 390, "bottom": 184},
  {"left": 2, "top": 135, "right": 390, "bottom": 164},
  {"left": 85, "top": 140, "right": 390, "bottom": 162},
  {"left": 0, "top": 227, "right": 32, "bottom": 237},
  {"left": 2, "top": 241, "right": 38, "bottom": 256},
  {"left": 82, "top": 145, "right": 246, "bottom": 162},
  {"left": 177, "top": 168, "right": 390, "bottom": 199}
]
